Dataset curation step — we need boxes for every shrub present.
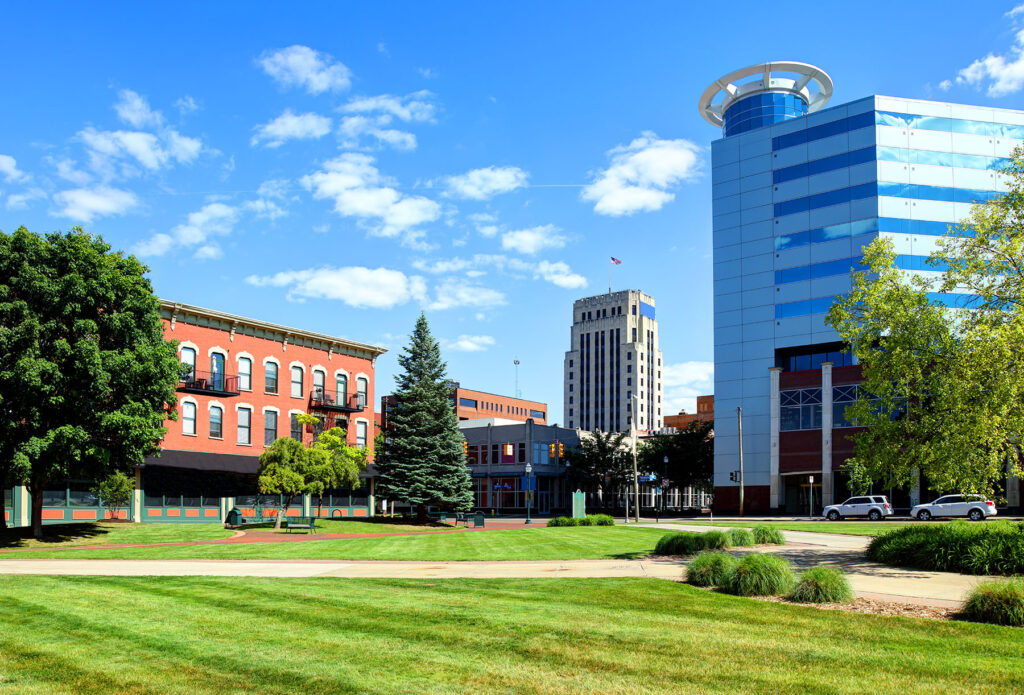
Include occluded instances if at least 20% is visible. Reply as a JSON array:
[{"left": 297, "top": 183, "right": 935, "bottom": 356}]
[
  {"left": 867, "top": 520, "right": 1024, "bottom": 575},
  {"left": 752, "top": 525, "right": 786, "bottom": 545},
  {"left": 655, "top": 532, "right": 703, "bottom": 556},
  {"left": 546, "top": 516, "right": 578, "bottom": 527},
  {"left": 728, "top": 528, "right": 756, "bottom": 547},
  {"left": 576, "top": 515, "right": 594, "bottom": 526},
  {"left": 961, "top": 578, "right": 1024, "bottom": 627},
  {"left": 700, "top": 530, "right": 733, "bottom": 550},
  {"left": 687, "top": 551, "right": 739, "bottom": 587},
  {"left": 789, "top": 566, "right": 854, "bottom": 604},
  {"left": 726, "top": 553, "right": 796, "bottom": 596},
  {"left": 586, "top": 514, "right": 615, "bottom": 526}
]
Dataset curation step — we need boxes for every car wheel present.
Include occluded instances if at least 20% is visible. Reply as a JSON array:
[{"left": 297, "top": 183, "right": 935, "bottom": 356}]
[
  {"left": 868, "top": 510, "right": 882, "bottom": 521},
  {"left": 969, "top": 509, "right": 984, "bottom": 521},
  {"left": 827, "top": 510, "right": 840, "bottom": 521},
  {"left": 917, "top": 510, "right": 932, "bottom": 521}
]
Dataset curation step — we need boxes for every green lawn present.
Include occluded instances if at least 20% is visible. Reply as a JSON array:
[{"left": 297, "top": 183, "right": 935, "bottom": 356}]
[
  {"left": 4, "top": 526, "right": 667, "bottom": 561},
  {"left": 282, "top": 518, "right": 456, "bottom": 534},
  {"left": 682, "top": 520, "right": 941, "bottom": 537},
  {"left": 1, "top": 577, "right": 1020, "bottom": 694},
  {"left": 0, "top": 521, "right": 232, "bottom": 549}
]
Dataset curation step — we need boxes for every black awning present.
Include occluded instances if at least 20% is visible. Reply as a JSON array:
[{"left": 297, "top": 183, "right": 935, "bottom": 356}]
[{"left": 145, "top": 449, "right": 261, "bottom": 474}]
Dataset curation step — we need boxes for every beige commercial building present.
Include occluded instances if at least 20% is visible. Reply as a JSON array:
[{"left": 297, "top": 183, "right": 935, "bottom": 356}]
[{"left": 563, "top": 290, "right": 664, "bottom": 433}]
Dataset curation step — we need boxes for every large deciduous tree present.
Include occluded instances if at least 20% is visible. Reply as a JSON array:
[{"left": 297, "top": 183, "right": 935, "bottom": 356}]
[
  {"left": 637, "top": 420, "right": 714, "bottom": 494},
  {"left": 0, "top": 227, "right": 181, "bottom": 539},
  {"left": 375, "top": 314, "right": 473, "bottom": 522},
  {"left": 827, "top": 148, "right": 1024, "bottom": 498},
  {"left": 565, "top": 431, "right": 631, "bottom": 508}
]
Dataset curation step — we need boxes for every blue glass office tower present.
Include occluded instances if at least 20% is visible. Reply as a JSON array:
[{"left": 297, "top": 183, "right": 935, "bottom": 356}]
[{"left": 701, "top": 62, "right": 1023, "bottom": 513}]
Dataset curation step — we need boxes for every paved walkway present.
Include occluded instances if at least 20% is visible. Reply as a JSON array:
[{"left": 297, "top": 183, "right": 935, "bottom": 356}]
[{"left": 0, "top": 522, "right": 993, "bottom": 608}]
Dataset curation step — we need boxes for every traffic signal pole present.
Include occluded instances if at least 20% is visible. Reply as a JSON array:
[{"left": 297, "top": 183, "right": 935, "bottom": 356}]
[{"left": 737, "top": 406, "right": 744, "bottom": 517}]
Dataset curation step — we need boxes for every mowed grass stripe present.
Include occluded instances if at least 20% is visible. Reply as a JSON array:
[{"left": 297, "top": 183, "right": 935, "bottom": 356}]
[
  {"left": 681, "top": 521, "right": 944, "bottom": 537},
  {"left": 6, "top": 526, "right": 667, "bottom": 561},
  {"left": 1, "top": 577, "right": 1022, "bottom": 694}
]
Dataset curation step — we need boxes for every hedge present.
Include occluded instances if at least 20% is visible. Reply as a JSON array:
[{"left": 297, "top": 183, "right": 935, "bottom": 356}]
[{"left": 867, "top": 520, "right": 1024, "bottom": 575}]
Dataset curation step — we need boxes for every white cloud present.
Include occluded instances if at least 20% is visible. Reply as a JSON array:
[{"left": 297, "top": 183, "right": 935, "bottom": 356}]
[
  {"left": 377, "top": 42, "right": 390, "bottom": 56},
  {"left": 251, "top": 110, "right": 332, "bottom": 147},
  {"left": 441, "top": 334, "right": 495, "bottom": 352},
  {"left": 79, "top": 126, "right": 201, "bottom": 178},
  {"left": 338, "top": 115, "right": 416, "bottom": 151},
  {"left": 418, "top": 67, "right": 439, "bottom": 79},
  {"left": 114, "top": 89, "right": 164, "bottom": 128},
  {"left": 50, "top": 157, "right": 91, "bottom": 185},
  {"left": 944, "top": 9, "right": 1024, "bottom": 97},
  {"left": 245, "top": 266, "right": 426, "bottom": 309},
  {"left": 257, "top": 179, "right": 290, "bottom": 199},
  {"left": 0, "top": 154, "right": 27, "bottom": 183},
  {"left": 501, "top": 224, "right": 566, "bottom": 255},
  {"left": 426, "top": 279, "right": 506, "bottom": 310},
  {"left": 244, "top": 198, "right": 288, "bottom": 220},
  {"left": 300, "top": 153, "right": 441, "bottom": 243},
  {"left": 53, "top": 186, "right": 139, "bottom": 222},
  {"left": 258, "top": 45, "right": 352, "bottom": 94},
  {"left": 444, "top": 166, "right": 528, "bottom": 200},
  {"left": 581, "top": 131, "right": 701, "bottom": 216},
  {"left": 535, "top": 260, "right": 586, "bottom": 288},
  {"left": 662, "top": 361, "right": 714, "bottom": 415},
  {"left": 134, "top": 202, "right": 238, "bottom": 257},
  {"left": 175, "top": 95, "right": 199, "bottom": 115},
  {"left": 340, "top": 90, "right": 437, "bottom": 122},
  {"left": 6, "top": 187, "right": 46, "bottom": 210}
]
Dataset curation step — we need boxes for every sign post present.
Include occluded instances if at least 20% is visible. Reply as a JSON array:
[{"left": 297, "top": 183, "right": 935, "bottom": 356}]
[{"left": 809, "top": 475, "right": 815, "bottom": 519}]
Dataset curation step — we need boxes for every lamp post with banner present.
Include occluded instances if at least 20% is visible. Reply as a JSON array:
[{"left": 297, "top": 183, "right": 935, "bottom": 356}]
[{"left": 524, "top": 462, "right": 533, "bottom": 525}]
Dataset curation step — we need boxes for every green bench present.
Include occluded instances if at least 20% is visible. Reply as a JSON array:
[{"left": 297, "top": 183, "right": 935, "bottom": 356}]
[{"left": 285, "top": 517, "right": 317, "bottom": 534}]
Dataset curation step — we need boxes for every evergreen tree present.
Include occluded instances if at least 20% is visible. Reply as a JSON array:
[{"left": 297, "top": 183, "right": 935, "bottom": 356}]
[{"left": 376, "top": 314, "right": 473, "bottom": 522}]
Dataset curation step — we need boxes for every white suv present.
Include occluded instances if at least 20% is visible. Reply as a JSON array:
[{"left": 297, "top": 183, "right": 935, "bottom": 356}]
[
  {"left": 911, "top": 495, "right": 998, "bottom": 521},
  {"left": 823, "top": 495, "right": 893, "bottom": 521}
]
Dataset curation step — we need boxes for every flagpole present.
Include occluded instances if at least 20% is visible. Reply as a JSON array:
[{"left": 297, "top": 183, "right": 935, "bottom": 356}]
[{"left": 608, "top": 260, "right": 611, "bottom": 294}]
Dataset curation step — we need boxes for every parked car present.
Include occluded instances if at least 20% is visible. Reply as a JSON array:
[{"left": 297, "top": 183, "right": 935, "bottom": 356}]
[
  {"left": 822, "top": 495, "right": 893, "bottom": 521},
  {"left": 911, "top": 495, "right": 997, "bottom": 521}
]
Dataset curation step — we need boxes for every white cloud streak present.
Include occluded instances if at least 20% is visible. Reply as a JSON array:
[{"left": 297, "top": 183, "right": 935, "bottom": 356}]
[
  {"left": 53, "top": 186, "right": 139, "bottom": 222},
  {"left": 662, "top": 361, "right": 714, "bottom": 416},
  {"left": 251, "top": 110, "right": 332, "bottom": 147},
  {"left": 941, "top": 7, "right": 1024, "bottom": 97},
  {"left": 441, "top": 334, "right": 495, "bottom": 352},
  {"left": 0, "top": 154, "right": 27, "bottom": 183},
  {"left": 501, "top": 224, "right": 566, "bottom": 255},
  {"left": 245, "top": 266, "right": 427, "bottom": 309},
  {"left": 444, "top": 165, "right": 528, "bottom": 200}
]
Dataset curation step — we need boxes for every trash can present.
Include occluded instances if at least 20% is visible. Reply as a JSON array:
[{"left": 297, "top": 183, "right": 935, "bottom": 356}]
[
  {"left": 473, "top": 512, "right": 485, "bottom": 528},
  {"left": 226, "top": 508, "right": 242, "bottom": 527}
]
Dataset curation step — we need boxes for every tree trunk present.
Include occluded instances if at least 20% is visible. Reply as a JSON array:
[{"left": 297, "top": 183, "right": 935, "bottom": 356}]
[
  {"left": 31, "top": 484, "right": 44, "bottom": 540},
  {"left": 416, "top": 503, "right": 428, "bottom": 524}
]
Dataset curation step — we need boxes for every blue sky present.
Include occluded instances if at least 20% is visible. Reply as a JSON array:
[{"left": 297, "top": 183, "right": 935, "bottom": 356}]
[{"left": 3, "top": 1, "right": 1024, "bottom": 419}]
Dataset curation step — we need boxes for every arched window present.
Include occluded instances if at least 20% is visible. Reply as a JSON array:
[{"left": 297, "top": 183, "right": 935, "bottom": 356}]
[
  {"left": 265, "top": 362, "right": 278, "bottom": 394},
  {"left": 357, "top": 377, "right": 368, "bottom": 409},
  {"left": 313, "top": 370, "right": 326, "bottom": 399},
  {"left": 210, "top": 406, "right": 223, "bottom": 439},
  {"left": 181, "top": 347, "right": 196, "bottom": 381},
  {"left": 182, "top": 402, "right": 196, "bottom": 435},
  {"left": 337, "top": 374, "right": 348, "bottom": 404},
  {"left": 356, "top": 420, "right": 368, "bottom": 448},
  {"left": 238, "top": 357, "right": 252, "bottom": 391},
  {"left": 291, "top": 366, "right": 304, "bottom": 398},
  {"left": 210, "top": 353, "right": 225, "bottom": 391}
]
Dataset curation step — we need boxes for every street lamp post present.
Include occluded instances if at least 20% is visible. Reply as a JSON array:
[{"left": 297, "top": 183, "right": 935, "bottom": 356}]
[
  {"left": 524, "top": 462, "right": 532, "bottom": 525},
  {"left": 631, "top": 393, "right": 640, "bottom": 524}
]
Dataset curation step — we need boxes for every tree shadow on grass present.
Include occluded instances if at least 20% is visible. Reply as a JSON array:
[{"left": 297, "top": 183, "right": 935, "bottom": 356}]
[{"left": 0, "top": 522, "right": 109, "bottom": 548}]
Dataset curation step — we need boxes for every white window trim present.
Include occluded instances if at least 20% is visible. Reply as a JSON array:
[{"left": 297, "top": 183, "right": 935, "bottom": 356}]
[
  {"left": 207, "top": 399, "right": 225, "bottom": 411},
  {"left": 208, "top": 346, "right": 228, "bottom": 358},
  {"left": 289, "top": 360, "right": 307, "bottom": 373},
  {"left": 235, "top": 402, "right": 254, "bottom": 412},
  {"left": 287, "top": 408, "right": 305, "bottom": 418},
  {"left": 178, "top": 341, "right": 199, "bottom": 356},
  {"left": 263, "top": 356, "right": 281, "bottom": 367},
  {"left": 261, "top": 405, "right": 281, "bottom": 415},
  {"left": 312, "top": 364, "right": 327, "bottom": 377},
  {"left": 235, "top": 351, "right": 254, "bottom": 364},
  {"left": 290, "top": 364, "right": 306, "bottom": 398},
  {"left": 354, "top": 372, "right": 370, "bottom": 386},
  {"left": 333, "top": 368, "right": 350, "bottom": 380},
  {"left": 354, "top": 417, "right": 370, "bottom": 447},
  {"left": 208, "top": 401, "right": 225, "bottom": 439},
  {"left": 236, "top": 405, "right": 252, "bottom": 446},
  {"left": 181, "top": 397, "right": 199, "bottom": 436}
]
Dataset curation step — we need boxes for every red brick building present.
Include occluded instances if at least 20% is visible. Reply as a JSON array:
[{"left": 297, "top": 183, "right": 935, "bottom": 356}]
[
  {"left": 664, "top": 395, "right": 714, "bottom": 429},
  {"left": 381, "top": 382, "right": 547, "bottom": 431}
]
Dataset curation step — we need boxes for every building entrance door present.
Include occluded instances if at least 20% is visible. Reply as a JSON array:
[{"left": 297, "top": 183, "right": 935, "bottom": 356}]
[{"left": 783, "top": 474, "right": 822, "bottom": 516}]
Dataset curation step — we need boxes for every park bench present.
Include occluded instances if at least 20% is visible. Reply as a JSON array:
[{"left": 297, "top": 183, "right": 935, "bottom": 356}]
[{"left": 285, "top": 517, "right": 317, "bottom": 534}]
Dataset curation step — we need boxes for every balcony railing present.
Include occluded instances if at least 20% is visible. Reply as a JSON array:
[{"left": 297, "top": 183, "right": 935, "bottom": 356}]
[
  {"left": 180, "top": 370, "right": 240, "bottom": 396},
  {"left": 309, "top": 387, "right": 366, "bottom": 412}
]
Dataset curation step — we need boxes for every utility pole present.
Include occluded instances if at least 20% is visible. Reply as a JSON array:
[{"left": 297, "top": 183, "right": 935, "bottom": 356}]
[
  {"left": 632, "top": 393, "right": 640, "bottom": 523},
  {"left": 513, "top": 359, "right": 520, "bottom": 398},
  {"left": 737, "top": 405, "right": 745, "bottom": 517}
]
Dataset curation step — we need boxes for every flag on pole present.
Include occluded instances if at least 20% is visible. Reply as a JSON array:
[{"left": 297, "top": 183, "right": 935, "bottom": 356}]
[{"left": 610, "top": 257, "right": 622, "bottom": 265}]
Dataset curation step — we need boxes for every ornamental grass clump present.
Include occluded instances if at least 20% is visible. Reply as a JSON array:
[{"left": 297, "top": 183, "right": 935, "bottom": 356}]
[
  {"left": 586, "top": 514, "right": 615, "bottom": 526},
  {"left": 867, "top": 520, "right": 1024, "bottom": 575},
  {"left": 728, "top": 528, "right": 756, "bottom": 547},
  {"left": 546, "top": 516, "right": 578, "bottom": 527},
  {"left": 961, "top": 578, "right": 1024, "bottom": 627},
  {"left": 655, "top": 532, "right": 703, "bottom": 556},
  {"left": 700, "top": 530, "right": 732, "bottom": 550},
  {"left": 752, "top": 525, "right": 786, "bottom": 545},
  {"left": 789, "top": 565, "right": 854, "bottom": 604},
  {"left": 687, "top": 551, "right": 739, "bottom": 587},
  {"left": 727, "top": 553, "right": 796, "bottom": 596}
]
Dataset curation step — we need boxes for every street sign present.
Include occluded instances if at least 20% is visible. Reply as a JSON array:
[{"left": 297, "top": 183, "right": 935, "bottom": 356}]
[
  {"left": 520, "top": 475, "right": 536, "bottom": 491},
  {"left": 809, "top": 475, "right": 815, "bottom": 483}
]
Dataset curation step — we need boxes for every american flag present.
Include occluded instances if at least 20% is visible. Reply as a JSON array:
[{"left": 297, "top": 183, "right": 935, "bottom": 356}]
[{"left": 610, "top": 257, "right": 622, "bottom": 265}]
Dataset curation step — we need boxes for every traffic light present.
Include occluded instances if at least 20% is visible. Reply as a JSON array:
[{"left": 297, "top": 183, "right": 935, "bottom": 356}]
[
  {"left": 729, "top": 470, "right": 739, "bottom": 482},
  {"left": 548, "top": 443, "right": 556, "bottom": 458},
  {"left": 463, "top": 440, "right": 468, "bottom": 455},
  {"left": 558, "top": 442, "right": 564, "bottom": 457}
]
